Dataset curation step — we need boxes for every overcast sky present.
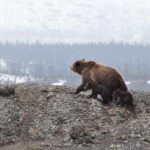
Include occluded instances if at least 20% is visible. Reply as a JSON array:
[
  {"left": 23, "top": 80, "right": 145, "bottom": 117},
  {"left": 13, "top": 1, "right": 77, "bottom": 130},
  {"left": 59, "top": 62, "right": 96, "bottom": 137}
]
[{"left": 0, "top": 0, "right": 150, "bottom": 44}]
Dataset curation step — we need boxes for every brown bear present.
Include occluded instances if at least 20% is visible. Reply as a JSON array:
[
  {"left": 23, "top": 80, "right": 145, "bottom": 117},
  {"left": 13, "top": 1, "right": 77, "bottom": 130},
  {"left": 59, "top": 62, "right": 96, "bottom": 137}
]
[
  {"left": 84, "top": 82, "right": 112, "bottom": 104},
  {"left": 70, "top": 59, "right": 127, "bottom": 101},
  {"left": 113, "top": 89, "right": 133, "bottom": 107}
]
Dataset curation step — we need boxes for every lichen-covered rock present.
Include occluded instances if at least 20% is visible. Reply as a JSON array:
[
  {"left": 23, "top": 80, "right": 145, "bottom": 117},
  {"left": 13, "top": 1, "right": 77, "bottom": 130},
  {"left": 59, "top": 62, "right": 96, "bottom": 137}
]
[
  {"left": 69, "top": 124, "right": 94, "bottom": 144},
  {"left": 0, "top": 85, "right": 15, "bottom": 96}
]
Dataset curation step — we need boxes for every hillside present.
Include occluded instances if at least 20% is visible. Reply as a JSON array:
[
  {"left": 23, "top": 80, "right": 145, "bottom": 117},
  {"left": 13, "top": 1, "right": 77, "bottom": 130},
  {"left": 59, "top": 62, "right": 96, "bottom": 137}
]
[{"left": 0, "top": 84, "right": 150, "bottom": 150}]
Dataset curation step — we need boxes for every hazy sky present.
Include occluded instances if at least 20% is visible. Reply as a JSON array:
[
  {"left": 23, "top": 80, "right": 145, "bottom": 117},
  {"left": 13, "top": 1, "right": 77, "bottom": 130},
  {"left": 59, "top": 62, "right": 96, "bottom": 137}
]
[{"left": 0, "top": 0, "right": 150, "bottom": 44}]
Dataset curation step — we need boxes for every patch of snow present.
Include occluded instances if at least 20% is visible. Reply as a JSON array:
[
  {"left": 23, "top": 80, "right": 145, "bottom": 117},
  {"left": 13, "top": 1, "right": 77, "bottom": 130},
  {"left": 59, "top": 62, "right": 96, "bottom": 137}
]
[
  {"left": 125, "top": 81, "right": 132, "bottom": 85},
  {"left": 15, "top": 76, "right": 35, "bottom": 84},
  {"left": 0, "top": 73, "right": 35, "bottom": 84},
  {"left": 147, "top": 80, "right": 150, "bottom": 84},
  {"left": 51, "top": 79, "right": 67, "bottom": 86}
]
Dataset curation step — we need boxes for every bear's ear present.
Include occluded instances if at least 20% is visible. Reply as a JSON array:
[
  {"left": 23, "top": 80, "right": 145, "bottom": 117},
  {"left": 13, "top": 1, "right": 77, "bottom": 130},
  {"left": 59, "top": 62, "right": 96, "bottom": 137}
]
[{"left": 87, "top": 61, "right": 96, "bottom": 67}]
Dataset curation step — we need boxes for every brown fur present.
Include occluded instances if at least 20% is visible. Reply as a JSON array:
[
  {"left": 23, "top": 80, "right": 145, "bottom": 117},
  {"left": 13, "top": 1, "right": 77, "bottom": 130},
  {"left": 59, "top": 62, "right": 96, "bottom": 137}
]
[
  {"left": 113, "top": 89, "right": 133, "bottom": 107},
  {"left": 70, "top": 59, "right": 127, "bottom": 100}
]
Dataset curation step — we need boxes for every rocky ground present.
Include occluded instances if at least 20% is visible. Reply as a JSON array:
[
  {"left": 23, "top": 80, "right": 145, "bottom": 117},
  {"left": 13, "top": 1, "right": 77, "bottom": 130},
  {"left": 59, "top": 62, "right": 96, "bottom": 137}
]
[{"left": 0, "top": 84, "right": 150, "bottom": 150}]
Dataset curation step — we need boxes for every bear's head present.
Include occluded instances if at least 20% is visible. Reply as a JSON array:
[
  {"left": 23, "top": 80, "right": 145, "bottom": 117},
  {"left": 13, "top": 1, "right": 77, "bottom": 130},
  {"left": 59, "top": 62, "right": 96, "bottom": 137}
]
[{"left": 70, "top": 59, "right": 96, "bottom": 74}]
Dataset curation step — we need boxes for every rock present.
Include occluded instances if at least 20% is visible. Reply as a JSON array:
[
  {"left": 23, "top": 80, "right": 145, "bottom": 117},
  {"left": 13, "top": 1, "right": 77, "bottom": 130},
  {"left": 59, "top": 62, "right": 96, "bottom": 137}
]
[
  {"left": 117, "top": 135, "right": 127, "bottom": 140},
  {"left": 110, "top": 144, "right": 116, "bottom": 149},
  {"left": 144, "top": 136, "right": 150, "bottom": 143},
  {"left": 129, "top": 133, "right": 141, "bottom": 139},
  {"left": 69, "top": 124, "right": 89, "bottom": 140},
  {"left": 41, "top": 89, "right": 49, "bottom": 93},
  {"left": 0, "top": 85, "right": 15, "bottom": 96},
  {"left": 145, "top": 107, "right": 150, "bottom": 113},
  {"left": 116, "top": 144, "right": 124, "bottom": 150},
  {"left": 46, "top": 92, "right": 55, "bottom": 99},
  {"left": 69, "top": 124, "right": 94, "bottom": 144}
]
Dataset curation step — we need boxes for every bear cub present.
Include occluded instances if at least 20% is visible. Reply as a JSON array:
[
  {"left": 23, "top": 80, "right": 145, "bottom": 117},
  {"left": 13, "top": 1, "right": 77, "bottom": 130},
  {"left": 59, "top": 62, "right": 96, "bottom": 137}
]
[
  {"left": 113, "top": 89, "right": 133, "bottom": 107},
  {"left": 84, "top": 82, "right": 112, "bottom": 104}
]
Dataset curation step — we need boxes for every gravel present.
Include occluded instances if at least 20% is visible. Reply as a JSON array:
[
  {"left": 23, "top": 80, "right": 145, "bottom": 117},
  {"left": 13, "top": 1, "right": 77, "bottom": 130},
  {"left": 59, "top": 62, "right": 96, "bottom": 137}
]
[{"left": 0, "top": 84, "right": 150, "bottom": 150}]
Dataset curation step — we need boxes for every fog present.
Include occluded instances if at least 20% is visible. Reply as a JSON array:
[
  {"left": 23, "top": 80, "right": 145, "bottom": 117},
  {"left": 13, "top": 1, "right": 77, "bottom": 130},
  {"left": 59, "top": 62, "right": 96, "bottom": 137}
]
[
  {"left": 0, "top": 43, "right": 150, "bottom": 91},
  {"left": 0, "top": 1, "right": 150, "bottom": 90},
  {"left": 1, "top": 0, "right": 150, "bottom": 44}
]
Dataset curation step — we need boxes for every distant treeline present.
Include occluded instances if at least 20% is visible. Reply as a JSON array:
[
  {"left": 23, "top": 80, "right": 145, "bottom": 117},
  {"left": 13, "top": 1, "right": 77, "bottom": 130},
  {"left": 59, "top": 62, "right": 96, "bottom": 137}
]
[{"left": 0, "top": 43, "right": 149, "bottom": 83}]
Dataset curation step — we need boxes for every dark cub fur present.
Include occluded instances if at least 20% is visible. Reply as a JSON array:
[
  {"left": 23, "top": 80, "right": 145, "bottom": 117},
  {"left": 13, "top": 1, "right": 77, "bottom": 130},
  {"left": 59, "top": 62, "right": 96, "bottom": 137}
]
[
  {"left": 113, "top": 89, "right": 133, "bottom": 107},
  {"left": 85, "top": 82, "right": 112, "bottom": 104}
]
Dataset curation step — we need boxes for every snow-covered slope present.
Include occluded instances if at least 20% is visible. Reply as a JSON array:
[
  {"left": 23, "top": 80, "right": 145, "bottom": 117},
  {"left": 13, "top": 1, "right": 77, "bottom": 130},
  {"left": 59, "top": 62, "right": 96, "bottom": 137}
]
[
  {"left": 0, "top": 0, "right": 150, "bottom": 44},
  {"left": 0, "top": 73, "right": 35, "bottom": 84}
]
